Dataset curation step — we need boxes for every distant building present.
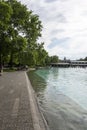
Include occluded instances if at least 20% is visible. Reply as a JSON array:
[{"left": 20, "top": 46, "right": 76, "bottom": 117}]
[{"left": 50, "top": 60, "right": 87, "bottom": 67}]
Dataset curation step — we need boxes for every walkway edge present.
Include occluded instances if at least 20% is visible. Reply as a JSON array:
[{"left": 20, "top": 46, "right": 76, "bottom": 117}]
[{"left": 25, "top": 72, "right": 49, "bottom": 130}]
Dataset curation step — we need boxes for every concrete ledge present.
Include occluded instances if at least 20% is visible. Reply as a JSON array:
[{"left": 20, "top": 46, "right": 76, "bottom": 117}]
[{"left": 25, "top": 72, "right": 49, "bottom": 130}]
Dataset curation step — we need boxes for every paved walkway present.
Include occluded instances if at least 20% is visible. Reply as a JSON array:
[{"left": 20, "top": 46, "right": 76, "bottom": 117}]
[{"left": 0, "top": 71, "right": 46, "bottom": 130}]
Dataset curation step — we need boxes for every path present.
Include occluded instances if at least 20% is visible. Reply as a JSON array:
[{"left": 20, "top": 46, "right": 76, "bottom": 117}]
[{"left": 0, "top": 71, "right": 46, "bottom": 130}]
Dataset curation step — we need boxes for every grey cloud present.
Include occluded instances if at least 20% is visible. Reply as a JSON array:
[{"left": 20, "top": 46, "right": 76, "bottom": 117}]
[
  {"left": 48, "top": 37, "right": 70, "bottom": 49},
  {"left": 57, "top": 14, "right": 67, "bottom": 23},
  {"left": 45, "top": 0, "right": 58, "bottom": 3},
  {"left": 51, "top": 29, "right": 64, "bottom": 35},
  {"left": 21, "top": 0, "right": 67, "bottom": 24},
  {"left": 39, "top": 11, "right": 67, "bottom": 24},
  {"left": 45, "top": 0, "right": 68, "bottom": 3}
]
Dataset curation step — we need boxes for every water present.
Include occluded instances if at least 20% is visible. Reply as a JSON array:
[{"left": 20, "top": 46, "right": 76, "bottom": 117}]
[{"left": 28, "top": 68, "right": 87, "bottom": 130}]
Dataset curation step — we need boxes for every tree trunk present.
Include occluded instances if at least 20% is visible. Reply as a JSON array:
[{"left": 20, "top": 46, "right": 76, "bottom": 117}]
[
  {"left": 9, "top": 52, "right": 13, "bottom": 68},
  {"left": 0, "top": 54, "right": 3, "bottom": 75}
]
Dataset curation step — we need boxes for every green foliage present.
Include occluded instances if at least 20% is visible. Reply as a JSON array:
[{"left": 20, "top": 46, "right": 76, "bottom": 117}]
[
  {"left": 20, "top": 42, "right": 49, "bottom": 67},
  {"left": 50, "top": 55, "right": 59, "bottom": 63},
  {"left": 79, "top": 57, "right": 87, "bottom": 61},
  {"left": 0, "top": 0, "right": 58, "bottom": 69},
  {"left": 0, "top": 2, "right": 12, "bottom": 30},
  {"left": 0, "top": 0, "right": 43, "bottom": 67},
  {"left": 0, "top": 1, "right": 13, "bottom": 70},
  {"left": 35, "top": 43, "right": 48, "bottom": 66},
  {"left": 84, "top": 57, "right": 87, "bottom": 61}
]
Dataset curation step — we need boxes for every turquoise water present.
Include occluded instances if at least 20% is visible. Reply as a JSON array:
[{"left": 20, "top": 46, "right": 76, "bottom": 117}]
[
  {"left": 35, "top": 68, "right": 87, "bottom": 110},
  {"left": 28, "top": 68, "right": 87, "bottom": 130}
]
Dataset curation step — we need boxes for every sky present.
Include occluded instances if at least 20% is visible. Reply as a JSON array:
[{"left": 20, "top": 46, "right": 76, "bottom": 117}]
[{"left": 19, "top": 0, "right": 87, "bottom": 60}]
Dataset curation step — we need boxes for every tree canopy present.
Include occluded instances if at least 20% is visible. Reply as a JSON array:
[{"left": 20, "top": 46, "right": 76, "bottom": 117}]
[{"left": 0, "top": 0, "right": 59, "bottom": 71}]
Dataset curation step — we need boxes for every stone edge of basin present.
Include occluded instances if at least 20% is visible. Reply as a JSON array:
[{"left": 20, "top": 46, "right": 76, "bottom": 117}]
[{"left": 25, "top": 72, "right": 50, "bottom": 130}]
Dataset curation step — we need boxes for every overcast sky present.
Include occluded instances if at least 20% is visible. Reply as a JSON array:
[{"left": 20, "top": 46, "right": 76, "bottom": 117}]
[{"left": 20, "top": 0, "right": 87, "bottom": 60}]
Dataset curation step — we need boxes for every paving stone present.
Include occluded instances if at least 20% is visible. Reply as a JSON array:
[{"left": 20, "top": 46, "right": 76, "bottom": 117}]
[{"left": 0, "top": 71, "right": 34, "bottom": 130}]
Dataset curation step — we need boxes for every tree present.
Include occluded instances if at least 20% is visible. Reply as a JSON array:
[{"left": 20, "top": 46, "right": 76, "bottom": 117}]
[
  {"left": 9, "top": 36, "right": 27, "bottom": 66},
  {"left": 50, "top": 55, "right": 59, "bottom": 63},
  {"left": 0, "top": 0, "right": 42, "bottom": 70},
  {"left": 0, "top": 0, "right": 55, "bottom": 70},
  {"left": 45, "top": 56, "right": 51, "bottom": 65},
  {"left": 0, "top": 1, "right": 12, "bottom": 73},
  {"left": 20, "top": 42, "right": 49, "bottom": 67},
  {"left": 84, "top": 57, "right": 87, "bottom": 61},
  {"left": 35, "top": 43, "right": 48, "bottom": 66}
]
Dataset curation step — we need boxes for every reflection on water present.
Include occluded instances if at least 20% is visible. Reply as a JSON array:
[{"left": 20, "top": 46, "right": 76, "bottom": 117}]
[
  {"left": 28, "top": 70, "right": 46, "bottom": 93},
  {"left": 28, "top": 68, "right": 87, "bottom": 130},
  {"left": 28, "top": 70, "right": 47, "bottom": 102}
]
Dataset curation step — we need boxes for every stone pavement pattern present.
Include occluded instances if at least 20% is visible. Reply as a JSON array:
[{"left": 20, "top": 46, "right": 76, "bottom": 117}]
[{"left": 0, "top": 71, "right": 34, "bottom": 130}]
